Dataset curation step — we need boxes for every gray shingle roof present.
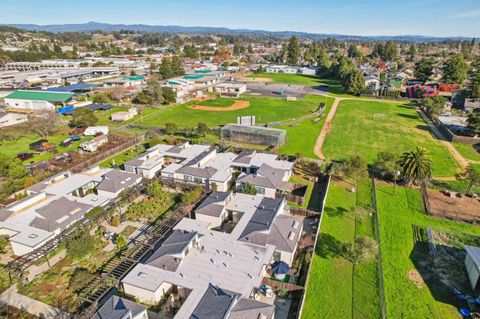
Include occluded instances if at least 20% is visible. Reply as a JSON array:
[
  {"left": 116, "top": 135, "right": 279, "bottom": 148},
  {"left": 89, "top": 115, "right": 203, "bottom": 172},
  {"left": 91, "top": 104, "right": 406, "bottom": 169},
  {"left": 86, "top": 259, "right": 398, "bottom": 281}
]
[
  {"left": 238, "top": 197, "right": 283, "bottom": 240},
  {"left": 146, "top": 229, "right": 196, "bottom": 271},
  {"left": 195, "top": 192, "right": 230, "bottom": 217},
  {"left": 229, "top": 297, "right": 275, "bottom": 319},
  {"left": 96, "top": 170, "right": 141, "bottom": 193},
  {"left": 91, "top": 295, "right": 147, "bottom": 319},
  {"left": 30, "top": 197, "right": 92, "bottom": 232},
  {"left": 190, "top": 284, "right": 239, "bottom": 319},
  {"left": 177, "top": 165, "right": 218, "bottom": 179}
]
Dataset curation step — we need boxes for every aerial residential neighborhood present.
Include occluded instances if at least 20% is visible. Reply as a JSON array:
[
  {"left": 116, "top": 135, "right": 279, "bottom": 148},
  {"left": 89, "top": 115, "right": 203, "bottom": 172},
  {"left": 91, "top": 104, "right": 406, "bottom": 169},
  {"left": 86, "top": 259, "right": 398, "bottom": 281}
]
[{"left": 0, "top": 1, "right": 480, "bottom": 319}]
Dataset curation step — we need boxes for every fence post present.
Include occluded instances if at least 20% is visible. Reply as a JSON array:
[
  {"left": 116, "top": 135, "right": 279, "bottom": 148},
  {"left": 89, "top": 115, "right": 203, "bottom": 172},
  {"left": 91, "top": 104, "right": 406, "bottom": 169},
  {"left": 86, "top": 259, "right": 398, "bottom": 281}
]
[{"left": 371, "top": 176, "right": 387, "bottom": 319}]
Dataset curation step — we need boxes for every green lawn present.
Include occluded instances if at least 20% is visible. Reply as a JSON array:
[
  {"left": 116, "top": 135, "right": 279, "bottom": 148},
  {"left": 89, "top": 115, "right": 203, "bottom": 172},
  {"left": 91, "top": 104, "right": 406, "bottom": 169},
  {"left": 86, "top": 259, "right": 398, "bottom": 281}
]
[
  {"left": 322, "top": 99, "right": 461, "bottom": 177},
  {"left": 278, "top": 96, "right": 334, "bottom": 158},
  {"left": 302, "top": 179, "right": 381, "bottom": 319},
  {"left": 140, "top": 95, "right": 325, "bottom": 128},
  {"left": 0, "top": 126, "right": 92, "bottom": 164},
  {"left": 376, "top": 184, "right": 480, "bottom": 319},
  {"left": 453, "top": 142, "right": 480, "bottom": 162},
  {"left": 247, "top": 73, "right": 344, "bottom": 95}
]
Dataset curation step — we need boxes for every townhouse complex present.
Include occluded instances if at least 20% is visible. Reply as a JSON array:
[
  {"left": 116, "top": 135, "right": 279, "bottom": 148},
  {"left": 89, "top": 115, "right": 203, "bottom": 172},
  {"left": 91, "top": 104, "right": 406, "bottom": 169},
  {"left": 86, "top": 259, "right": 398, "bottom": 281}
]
[{"left": 0, "top": 166, "right": 141, "bottom": 256}]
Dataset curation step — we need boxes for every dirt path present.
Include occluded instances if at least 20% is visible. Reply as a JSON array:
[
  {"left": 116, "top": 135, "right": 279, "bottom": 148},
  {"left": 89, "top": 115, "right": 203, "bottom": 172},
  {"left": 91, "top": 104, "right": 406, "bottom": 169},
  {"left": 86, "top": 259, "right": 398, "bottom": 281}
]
[
  {"left": 314, "top": 97, "right": 343, "bottom": 159},
  {"left": 188, "top": 100, "right": 251, "bottom": 112}
]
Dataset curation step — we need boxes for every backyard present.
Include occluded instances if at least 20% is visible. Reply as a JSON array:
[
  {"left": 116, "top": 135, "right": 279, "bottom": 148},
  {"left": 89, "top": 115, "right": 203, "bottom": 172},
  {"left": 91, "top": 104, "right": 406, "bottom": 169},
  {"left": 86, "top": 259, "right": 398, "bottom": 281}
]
[
  {"left": 376, "top": 183, "right": 480, "bottom": 319},
  {"left": 322, "top": 99, "right": 461, "bottom": 177},
  {"left": 302, "top": 178, "right": 382, "bottom": 319}
]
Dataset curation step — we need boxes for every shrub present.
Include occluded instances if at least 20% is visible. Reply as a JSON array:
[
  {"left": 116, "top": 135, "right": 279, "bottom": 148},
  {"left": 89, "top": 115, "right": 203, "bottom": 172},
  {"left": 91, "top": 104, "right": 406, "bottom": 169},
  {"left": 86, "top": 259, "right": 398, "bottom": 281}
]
[
  {"left": 67, "top": 230, "right": 96, "bottom": 260},
  {"left": 182, "top": 186, "right": 203, "bottom": 205},
  {"left": 110, "top": 215, "right": 121, "bottom": 227}
]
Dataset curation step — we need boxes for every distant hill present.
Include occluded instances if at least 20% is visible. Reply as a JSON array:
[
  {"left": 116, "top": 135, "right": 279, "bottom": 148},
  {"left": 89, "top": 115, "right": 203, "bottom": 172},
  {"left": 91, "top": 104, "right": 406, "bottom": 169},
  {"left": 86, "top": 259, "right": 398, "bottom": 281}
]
[{"left": 4, "top": 21, "right": 472, "bottom": 42}]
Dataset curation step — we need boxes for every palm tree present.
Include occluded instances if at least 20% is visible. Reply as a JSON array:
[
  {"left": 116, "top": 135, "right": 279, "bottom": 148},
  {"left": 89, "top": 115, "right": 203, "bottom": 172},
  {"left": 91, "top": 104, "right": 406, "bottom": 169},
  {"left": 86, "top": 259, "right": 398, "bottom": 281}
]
[{"left": 398, "top": 147, "right": 434, "bottom": 186}]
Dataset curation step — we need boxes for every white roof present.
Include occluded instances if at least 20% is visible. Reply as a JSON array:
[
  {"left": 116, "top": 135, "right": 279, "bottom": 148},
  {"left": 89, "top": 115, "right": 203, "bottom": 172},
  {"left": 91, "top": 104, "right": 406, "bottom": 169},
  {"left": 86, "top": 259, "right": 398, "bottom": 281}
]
[{"left": 465, "top": 245, "right": 480, "bottom": 269}]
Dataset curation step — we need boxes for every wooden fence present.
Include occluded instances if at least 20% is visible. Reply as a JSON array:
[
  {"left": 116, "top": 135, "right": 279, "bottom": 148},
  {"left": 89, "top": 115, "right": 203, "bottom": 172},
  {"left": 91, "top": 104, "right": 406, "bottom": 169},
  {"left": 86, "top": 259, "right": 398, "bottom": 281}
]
[{"left": 70, "top": 135, "right": 144, "bottom": 173}]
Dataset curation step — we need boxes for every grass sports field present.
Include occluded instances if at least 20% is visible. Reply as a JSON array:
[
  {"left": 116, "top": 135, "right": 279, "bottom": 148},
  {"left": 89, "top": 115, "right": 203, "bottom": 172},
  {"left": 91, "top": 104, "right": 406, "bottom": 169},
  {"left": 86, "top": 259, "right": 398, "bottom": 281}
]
[
  {"left": 196, "top": 98, "right": 238, "bottom": 107},
  {"left": 248, "top": 73, "right": 344, "bottom": 95},
  {"left": 376, "top": 184, "right": 480, "bottom": 319},
  {"left": 322, "top": 99, "right": 461, "bottom": 177},
  {"left": 140, "top": 95, "right": 325, "bottom": 128},
  {"left": 277, "top": 96, "right": 334, "bottom": 158},
  {"left": 302, "top": 179, "right": 381, "bottom": 319}
]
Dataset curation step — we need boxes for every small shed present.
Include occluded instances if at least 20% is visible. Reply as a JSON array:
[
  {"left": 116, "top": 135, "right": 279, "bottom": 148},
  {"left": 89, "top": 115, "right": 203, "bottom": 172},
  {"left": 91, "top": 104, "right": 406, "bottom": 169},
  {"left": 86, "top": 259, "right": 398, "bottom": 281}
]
[{"left": 464, "top": 245, "right": 480, "bottom": 290}]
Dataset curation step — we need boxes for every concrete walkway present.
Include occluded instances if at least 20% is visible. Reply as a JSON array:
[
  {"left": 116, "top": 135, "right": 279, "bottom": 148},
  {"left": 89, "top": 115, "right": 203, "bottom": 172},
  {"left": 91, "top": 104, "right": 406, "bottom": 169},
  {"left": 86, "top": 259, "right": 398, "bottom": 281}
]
[
  {"left": 25, "top": 250, "right": 67, "bottom": 282},
  {"left": 0, "top": 285, "right": 67, "bottom": 319}
]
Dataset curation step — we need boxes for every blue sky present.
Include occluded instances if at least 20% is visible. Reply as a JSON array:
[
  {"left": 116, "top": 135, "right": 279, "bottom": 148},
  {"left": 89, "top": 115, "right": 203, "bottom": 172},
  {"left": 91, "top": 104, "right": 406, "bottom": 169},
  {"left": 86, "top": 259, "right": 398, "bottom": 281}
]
[{"left": 1, "top": 0, "right": 480, "bottom": 37}]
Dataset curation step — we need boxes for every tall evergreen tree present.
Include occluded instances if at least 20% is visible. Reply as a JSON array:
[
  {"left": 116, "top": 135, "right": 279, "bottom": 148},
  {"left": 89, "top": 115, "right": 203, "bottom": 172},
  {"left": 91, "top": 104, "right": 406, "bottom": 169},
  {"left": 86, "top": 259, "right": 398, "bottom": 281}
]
[
  {"left": 442, "top": 54, "right": 468, "bottom": 84},
  {"left": 287, "top": 36, "right": 300, "bottom": 65},
  {"left": 414, "top": 57, "right": 435, "bottom": 82}
]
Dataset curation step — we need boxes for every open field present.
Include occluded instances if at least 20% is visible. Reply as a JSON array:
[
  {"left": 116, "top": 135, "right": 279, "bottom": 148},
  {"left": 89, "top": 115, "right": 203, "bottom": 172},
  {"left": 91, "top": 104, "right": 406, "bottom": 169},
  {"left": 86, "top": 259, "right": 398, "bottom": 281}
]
[
  {"left": 376, "top": 184, "right": 480, "bottom": 319},
  {"left": 189, "top": 99, "right": 250, "bottom": 111},
  {"left": 277, "top": 96, "right": 333, "bottom": 158},
  {"left": 247, "top": 73, "right": 344, "bottom": 95},
  {"left": 302, "top": 179, "right": 381, "bottom": 319},
  {"left": 140, "top": 95, "right": 325, "bottom": 128},
  {"left": 322, "top": 99, "right": 461, "bottom": 177}
]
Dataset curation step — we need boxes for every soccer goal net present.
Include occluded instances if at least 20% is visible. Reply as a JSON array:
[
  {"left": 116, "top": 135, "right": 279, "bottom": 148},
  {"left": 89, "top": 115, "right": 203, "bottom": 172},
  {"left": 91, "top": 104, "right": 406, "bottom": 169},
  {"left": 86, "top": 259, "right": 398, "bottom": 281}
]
[{"left": 373, "top": 113, "right": 386, "bottom": 120}]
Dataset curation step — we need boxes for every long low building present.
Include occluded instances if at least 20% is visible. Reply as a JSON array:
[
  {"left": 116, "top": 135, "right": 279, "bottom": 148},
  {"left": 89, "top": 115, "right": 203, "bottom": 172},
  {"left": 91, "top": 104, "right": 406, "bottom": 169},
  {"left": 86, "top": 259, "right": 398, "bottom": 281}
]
[
  {"left": 4, "top": 90, "right": 75, "bottom": 111},
  {"left": 124, "top": 143, "right": 295, "bottom": 196},
  {"left": 0, "top": 166, "right": 141, "bottom": 256}
]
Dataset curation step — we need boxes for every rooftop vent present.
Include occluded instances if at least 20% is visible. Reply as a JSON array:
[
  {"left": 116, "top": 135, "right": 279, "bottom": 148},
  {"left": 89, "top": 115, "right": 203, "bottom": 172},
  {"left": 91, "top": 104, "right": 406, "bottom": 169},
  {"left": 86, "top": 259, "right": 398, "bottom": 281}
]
[
  {"left": 288, "top": 231, "right": 295, "bottom": 241},
  {"left": 137, "top": 272, "right": 147, "bottom": 278}
]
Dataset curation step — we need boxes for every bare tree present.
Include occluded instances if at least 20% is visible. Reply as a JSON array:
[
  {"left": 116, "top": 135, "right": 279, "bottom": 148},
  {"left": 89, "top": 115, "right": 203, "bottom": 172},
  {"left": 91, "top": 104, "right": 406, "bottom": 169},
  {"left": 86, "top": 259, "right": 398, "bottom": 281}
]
[{"left": 28, "top": 111, "right": 59, "bottom": 138}]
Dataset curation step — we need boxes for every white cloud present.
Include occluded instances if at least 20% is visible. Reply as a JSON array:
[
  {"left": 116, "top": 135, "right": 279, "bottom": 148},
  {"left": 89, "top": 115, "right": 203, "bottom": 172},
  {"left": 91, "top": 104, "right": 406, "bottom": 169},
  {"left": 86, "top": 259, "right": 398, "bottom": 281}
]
[{"left": 450, "top": 10, "right": 480, "bottom": 19}]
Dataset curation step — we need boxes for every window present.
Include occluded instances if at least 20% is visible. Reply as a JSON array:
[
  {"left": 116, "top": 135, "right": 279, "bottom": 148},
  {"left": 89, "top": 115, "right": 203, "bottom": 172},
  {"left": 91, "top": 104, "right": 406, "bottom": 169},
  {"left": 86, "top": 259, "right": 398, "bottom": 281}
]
[
  {"left": 256, "top": 187, "right": 265, "bottom": 195},
  {"left": 273, "top": 251, "right": 281, "bottom": 262},
  {"left": 184, "top": 175, "right": 193, "bottom": 182},
  {"left": 194, "top": 177, "right": 202, "bottom": 184}
]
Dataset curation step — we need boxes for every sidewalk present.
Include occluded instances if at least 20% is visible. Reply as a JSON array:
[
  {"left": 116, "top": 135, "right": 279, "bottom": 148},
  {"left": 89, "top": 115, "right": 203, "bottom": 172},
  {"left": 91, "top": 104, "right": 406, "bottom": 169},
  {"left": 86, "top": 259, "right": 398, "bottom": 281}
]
[{"left": 0, "top": 285, "right": 67, "bottom": 319}]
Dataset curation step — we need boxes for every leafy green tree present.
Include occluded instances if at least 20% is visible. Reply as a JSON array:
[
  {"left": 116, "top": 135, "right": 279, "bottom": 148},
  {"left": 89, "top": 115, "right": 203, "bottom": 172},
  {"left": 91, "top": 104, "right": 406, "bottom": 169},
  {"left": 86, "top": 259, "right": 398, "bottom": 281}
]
[
  {"left": 344, "top": 155, "right": 368, "bottom": 179},
  {"left": 159, "top": 57, "right": 174, "bottom": 79},
  {"left": 342, "top": 236, "right": 378, "bottom": 265},
  {"left": 371, "top": 42, "right": 384, "bottom": 59},
  {"left": 171, "top": 56, "right": 185, "bottom": 76},
  {"left": 347, "top": 44, "right": 361, "bottom": 58},
  {"left": 373, "top": 152, "right": 399, "bottom": 180},
  {"left": 467, "top": 113, "right": 480, "bottom": 135},
  {"left": 420, "top": 96, "right": 445, "bottom": 117},
  {"left": 382, "top": 41, "right": 398, "bottom": 62},
  {"left": 110, "top": 214, "right": 121, "bottom": 227},
  {"left": 132, "top": 91, "right": 153, "bottom": 104},
  {"left": 468, "top": 57, "right": 480, "bottom": 99},
  {"left": 69, "top": 108, "right": 98, "bottom": 128},
  {"left": 161, "top": 87, "right": 177, "bottom": 104},
  {"left": 442, "top": 54, "right": 468, "bottom": 84},
  {"left": 343, "top": 70, "right": 365, "bottom": 95},
  {"left": 238, "top": 182, "right": 257, "bottom": 195},
  {"left": 146, "top": 180, "right": 164, "bottom": 197},
  {"left": 67, "top": 230, "right": 96, "bottom": 260},
  {"left": 197, "top": 122, "right": 209, "bottom": 137},
  {"left": 91, "top": 93, "right": 110, "bottom": 104},
  {"left": 316, "top": 46, "right": 331, "bottom": 75},
  {"left": 462, "top": 165, "right": 480, "bottom": 194},
  {"left": 164, "top": 122, "right": 177, "bottom": 135},
  {"left": 414, "top": 57, "right": 435, "bottom": 82},
  {"left": 408, "top": 44, "right": 417, "bottom": 61},
  {"left": 116, "top": 234, "right": 127, "bottom": 249},
  {"left": 398, "top": 147, "right": 434, "bottom": 186},
  {"left": 69, "top": 268, "right": 94, "bottom": 292},
  {"left": 287, "top": 36, "right": 300, "bottom": 65},
  {"left": 182, "top": 186, "right": 203, "bottom": 204}
]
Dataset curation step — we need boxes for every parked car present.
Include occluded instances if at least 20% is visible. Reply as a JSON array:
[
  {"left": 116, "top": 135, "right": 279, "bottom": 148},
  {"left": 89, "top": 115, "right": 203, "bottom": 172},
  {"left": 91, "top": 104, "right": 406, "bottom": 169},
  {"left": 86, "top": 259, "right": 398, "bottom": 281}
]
[
  {"left": 29, "top": 139, "right": 48, "bottom": 151},
  {"left": 60, "top": 138, "right": 73, "bottom": 147},
  {"left": 16, "top": 152, "right": 34, "bottom": 161},
  {"left": 69, "top": 135, "right": 81, "bottom": 141}
]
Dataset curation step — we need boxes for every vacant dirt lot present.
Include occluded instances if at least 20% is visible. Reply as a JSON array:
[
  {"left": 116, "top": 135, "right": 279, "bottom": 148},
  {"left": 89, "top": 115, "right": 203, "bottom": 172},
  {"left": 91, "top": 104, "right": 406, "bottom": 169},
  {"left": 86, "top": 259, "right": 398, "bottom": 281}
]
[{"left": 426, "top": 188, "right": 480, "bottom": 223}]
